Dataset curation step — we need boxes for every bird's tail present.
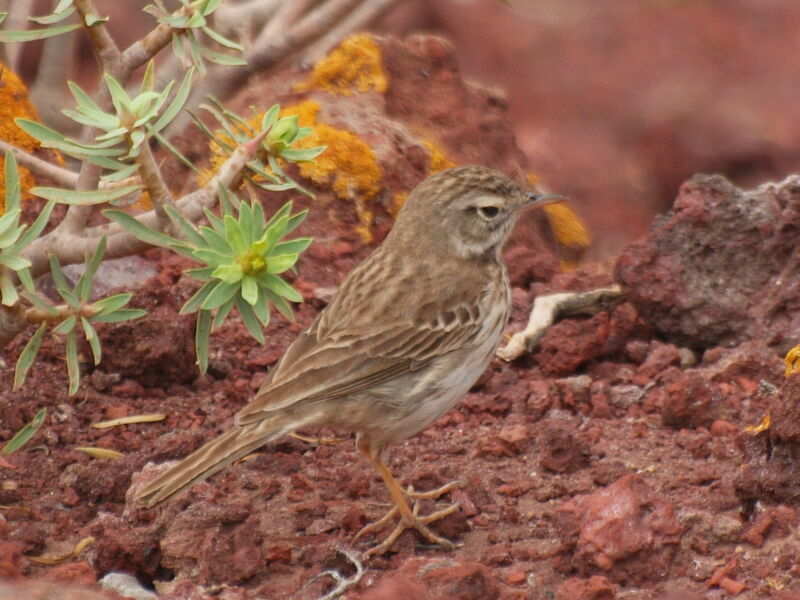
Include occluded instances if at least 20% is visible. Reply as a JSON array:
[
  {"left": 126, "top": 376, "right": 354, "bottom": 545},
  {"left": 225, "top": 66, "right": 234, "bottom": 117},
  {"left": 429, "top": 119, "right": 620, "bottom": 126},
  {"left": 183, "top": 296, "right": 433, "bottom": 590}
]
[{"left": 134, "top": 414, "right": 297, "bottom": 509}]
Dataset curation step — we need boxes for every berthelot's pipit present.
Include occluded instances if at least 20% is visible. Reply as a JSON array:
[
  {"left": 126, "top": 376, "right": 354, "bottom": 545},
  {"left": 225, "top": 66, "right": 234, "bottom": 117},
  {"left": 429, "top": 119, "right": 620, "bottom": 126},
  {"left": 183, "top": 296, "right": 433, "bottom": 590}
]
[{"left": 135, "top": 165, "right": 565, "bottom": 556}]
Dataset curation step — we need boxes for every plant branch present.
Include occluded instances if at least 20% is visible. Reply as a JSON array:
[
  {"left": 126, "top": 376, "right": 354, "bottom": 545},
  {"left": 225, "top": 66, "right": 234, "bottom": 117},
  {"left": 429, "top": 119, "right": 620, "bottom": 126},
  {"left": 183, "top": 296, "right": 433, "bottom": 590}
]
[
  {"left": 135, "top": 143, "right": 176, "bottom": 232},
  {"left": 21, "top": 132, "right": 267, "bottom": 277},
  {"left": 29, "top": 23, "right": 80, "bottom": 135},
  {"left": 497, "top": 286, "right": 624, "bottom": 361},
  {"left": 170, "top": 0, "right": 360, "bottom": 132},
  {"left": 1, "top": 0, "right": 34, "bottom": 72},
  {"left": 301, "top": 0, "right": 402, "bottom": 65},
  {"left": 0, "top": 140, "right": 78, "bottom": 189},
  {"left": 73, "top": 0, "right": 121, "bottom": 73}
]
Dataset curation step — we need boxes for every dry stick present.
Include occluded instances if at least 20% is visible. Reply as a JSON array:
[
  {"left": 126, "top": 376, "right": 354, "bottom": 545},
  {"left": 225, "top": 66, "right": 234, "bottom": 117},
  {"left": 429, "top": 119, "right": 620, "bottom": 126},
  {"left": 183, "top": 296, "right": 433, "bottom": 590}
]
[
  {"left": 73, "top": 0, "right": 121, "bottom": 72},
  {"left": 134, "top": 142, "right": 176, "bottom": 233},
  {"left": 0, "top": 140, "right": 78, "bottom": 189},
  {"left": 2, "top": 0, "right": 34, "bottom": 72},
  {"left": 21, "top": 132, "right": 268, "bottom": 277},
  {"left": 60, "top": 0, "right": 122, "bottom": 237},
  {"left": 300, "top": 0, "right": 404, "bottom": 65},
  {"left": 308, "top": 547, "right": 364, "bottom": 600},
  {"left": 213, "top": 0, "right": 282, "bottom": 39},
  {"left": 170, "top": 0, "right": 361, "bottom": 133},
  {"left": 0, "top": 139, "right": 141, "bottom": 194},
  {"left": 30, "top": 24, "right": 80, "bottom": 135},
  {"left": 496, "top": 285, "right": 624, "bottom": 361}
]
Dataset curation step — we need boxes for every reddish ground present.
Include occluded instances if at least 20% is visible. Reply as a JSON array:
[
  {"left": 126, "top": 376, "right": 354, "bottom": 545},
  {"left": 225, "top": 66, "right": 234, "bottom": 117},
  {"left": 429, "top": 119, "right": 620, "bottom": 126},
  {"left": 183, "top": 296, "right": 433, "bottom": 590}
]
[{"left": 4, "top": 7, "right": 800, "bottom": 599}]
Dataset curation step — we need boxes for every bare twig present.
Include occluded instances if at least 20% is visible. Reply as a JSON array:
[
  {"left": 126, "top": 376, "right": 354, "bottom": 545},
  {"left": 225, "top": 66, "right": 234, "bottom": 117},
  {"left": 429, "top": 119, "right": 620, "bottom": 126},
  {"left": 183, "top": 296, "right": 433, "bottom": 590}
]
[
  {"left": 21, "top": 132, "right": 267, "bottom": 277},
  {"left": 73, "top": 0, "right": 121, "bottom": 72},
  {"left": 253, "top": 0, "right": 318, "bottom": 49},
  {"left": 497, "top": 285, "right": 624, "bottom": 361},
  {"left": 116, "top": 21, "right": 175, "bottom": 83},
  {"left": 29, "top": 24, "right": 79, "bottom": 134},
  {"left": 0, "top": 140, "right": 78, "bottom": 189},
  {"left": 170, "top": 0, "right": 361, "bottom": 132},
  {"left": 1, "top": 0, "right": 34, "bottom": 71},
  {"left": 307, "top": 547, "right": 364, "bottom": 600},
  {"left": 135, "top": 143, "right": 176, "bottom": 232},
  {"left": 301, "top": 0, "right": 403, "bottom": 65},
  {"left": 214, "top": 0, "right": 281, "bottom": 41}
]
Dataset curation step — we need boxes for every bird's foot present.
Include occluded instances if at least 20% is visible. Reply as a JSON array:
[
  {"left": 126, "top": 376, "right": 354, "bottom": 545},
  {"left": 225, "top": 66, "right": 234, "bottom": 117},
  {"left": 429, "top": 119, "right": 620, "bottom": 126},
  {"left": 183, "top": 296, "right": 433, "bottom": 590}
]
[
  {"left": 353, "top": 480, "right": 465, "bottom": 558},
  {"left": 288, "top": 432, "right": 347, "bottom": 446}
]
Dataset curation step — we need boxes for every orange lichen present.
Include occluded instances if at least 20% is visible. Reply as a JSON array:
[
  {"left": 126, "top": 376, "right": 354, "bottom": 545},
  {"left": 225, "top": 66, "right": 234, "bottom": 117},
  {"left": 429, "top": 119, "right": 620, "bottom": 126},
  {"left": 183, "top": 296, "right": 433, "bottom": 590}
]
[
  {"left": 202, "top": 100, "right": 383, "bottom": 241},
  {"left": 422, "top": 139, "right": 457, "bottom": 174},
  {"left": 785, "top": 344, "right": 800, "bottom": 377},
  {"left": 296, "top": 34, "right": 388, "bottom": 96},
  {"left": 528, "top": 174, "right": 591, "bottom": 271},
  {"left": 0, "top": 63, "right": 41, "bottom": 213},
  {"left": 744, "top": 409, "right": 772, "bottom": 434},
  {"left": 281, "top": 101, "right": 382, "bottom": 241}
]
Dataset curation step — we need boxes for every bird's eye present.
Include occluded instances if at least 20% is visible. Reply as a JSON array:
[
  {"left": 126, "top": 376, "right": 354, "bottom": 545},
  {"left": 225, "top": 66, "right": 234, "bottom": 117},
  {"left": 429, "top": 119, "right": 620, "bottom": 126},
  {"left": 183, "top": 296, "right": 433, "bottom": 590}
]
[{"left": 477, "top": 206, "right": 500, "bottom": 219}]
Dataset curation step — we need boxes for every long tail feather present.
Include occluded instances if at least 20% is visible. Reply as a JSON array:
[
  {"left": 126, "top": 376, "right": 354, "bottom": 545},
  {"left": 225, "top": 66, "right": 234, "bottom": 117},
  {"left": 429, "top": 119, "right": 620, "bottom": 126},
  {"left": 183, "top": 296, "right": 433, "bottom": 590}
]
[{"left": 134, "top": 415, "right": 295, "bottom": 509}]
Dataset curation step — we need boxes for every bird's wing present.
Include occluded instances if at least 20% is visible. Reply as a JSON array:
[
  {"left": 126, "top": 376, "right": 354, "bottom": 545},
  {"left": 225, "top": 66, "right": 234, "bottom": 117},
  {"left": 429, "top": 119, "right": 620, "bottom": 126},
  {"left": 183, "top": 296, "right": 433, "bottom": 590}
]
[{"left": 235, "top": 295, "right": 488, "bottom": 425}]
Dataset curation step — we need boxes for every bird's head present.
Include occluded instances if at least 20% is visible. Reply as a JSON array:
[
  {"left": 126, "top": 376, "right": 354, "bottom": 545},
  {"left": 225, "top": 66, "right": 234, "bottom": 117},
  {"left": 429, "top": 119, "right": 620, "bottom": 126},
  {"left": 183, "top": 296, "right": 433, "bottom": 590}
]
[{"left": 395, "top": 165, "right": 566, "bottom": 259}]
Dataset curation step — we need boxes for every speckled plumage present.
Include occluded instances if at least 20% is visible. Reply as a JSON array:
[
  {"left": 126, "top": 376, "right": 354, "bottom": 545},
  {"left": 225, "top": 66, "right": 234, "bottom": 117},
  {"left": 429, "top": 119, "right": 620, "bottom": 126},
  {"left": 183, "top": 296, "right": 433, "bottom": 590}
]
[{"left": 135, "top": 166, "right": 557, "bottom": 548}]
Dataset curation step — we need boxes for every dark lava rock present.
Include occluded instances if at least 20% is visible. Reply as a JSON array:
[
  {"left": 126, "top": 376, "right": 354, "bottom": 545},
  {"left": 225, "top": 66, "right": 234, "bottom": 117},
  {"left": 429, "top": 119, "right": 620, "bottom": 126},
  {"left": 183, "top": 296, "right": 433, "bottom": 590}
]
[{"left": 615, "top": 174, "right": 800, "bottom": 351}]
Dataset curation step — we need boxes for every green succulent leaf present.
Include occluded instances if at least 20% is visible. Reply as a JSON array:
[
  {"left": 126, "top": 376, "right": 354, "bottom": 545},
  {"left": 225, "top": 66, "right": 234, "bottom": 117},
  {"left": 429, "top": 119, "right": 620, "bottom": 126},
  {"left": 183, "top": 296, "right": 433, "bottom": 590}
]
[
  {"left": 252, "top": 285, "right": 270, "bottom": 327},
  {"left": 90, "top": 292, "right": 134, "bottom": 316},
  {"left": 265, "top": 253, "right": 297, "bottom": 274},
  {"left": 163, "top": 205, "right": 206, "bottom": 247},
  {"left": 223, "top": 214, "right": 247, "bottom": 255},
  {"left": 0, "top": 254, "right": 31, "bottom": 271},
  {"left": 9, "top": 201, "right": 55, "bottom": 254},
  {"left": 241, "top": 275, "right": 258, "bottom": 305},
  {"left": 65, "top": 329, "right": 79, "bottom": 395},
  {"left": 201, "top": 25, "right": 243, "bottom": 51},
  {"left": 32, "top": 185, "right": 141, "bottom": 205},
  {"left": 260, "top": 273, "right": 302, "bottom": 303},
  {"left": 105, "top": 209, "right": 179, "bottom": 248},
  {"left": 53, "top": 314, "right": 77, "bottom": 335},
  {"left": 212, "top": 295, "right": 235, "bottom": 329},
  {"left": 265, "top": 288, "right": 295, "bottom": 322},
  {"left": 1, "top": 407, "right": 46, "bottom": 455},
  {"left": 185, "top": 266, "right": 215, "bottom": 281},
  {"left": 90, "top": 308, "right": 147, "bottom": 323},
  {"left": 151, "top": 67, "right": 195, "bottom": 133},
  {"left": 0, "top": 274, "right": 19, "bottom": 307},
  {"left": 13, "top": 324, "right": 47, "bottom": 391},
  {"left": 211, "top": 263, "right": 243, "bottom": 283},
  {"left": 75, "top": 236, "right": 106, "bottom": 302},
  {"left": 192, "top": 247, "right": 233, "bottom": 266},
  {"left": 271, "top": 237, "right": 312, "bottom": 256},
  {"left": 48, "top": 254, "right": 69, "bottom": 291},
  {"left": 81, "top": 316, "right": 102, "bottom": 365},
  {"left": 29, "top": 6, "right": 75, "bottom": 24},
  {"left": 0, "top": 22, "right": 80, "bottom": 43},
  {"left": 3, "top": 151, "right": 20, "bottom": 212},
  {"left": 181, "top": 280, "right": 217, "bottom": 314},
  {"left": 195, "top": 309, "right": 212, "bottom": 374},
  {"left": 280, "top": 147, "right": 326, "bottom": 162},
  {"left": 234, "top": 295, "right": 264, "bottom": 344},
  {"left": 200, "top": 280, "right": 239, "bottom": 310}
]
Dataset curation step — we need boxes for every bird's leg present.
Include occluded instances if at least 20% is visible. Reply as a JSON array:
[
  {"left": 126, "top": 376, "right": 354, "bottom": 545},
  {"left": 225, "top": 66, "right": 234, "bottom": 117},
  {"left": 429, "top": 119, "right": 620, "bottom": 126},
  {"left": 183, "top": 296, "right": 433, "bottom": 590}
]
[{"left": 353, "top": 442, "right": 462, "bottom": 557}]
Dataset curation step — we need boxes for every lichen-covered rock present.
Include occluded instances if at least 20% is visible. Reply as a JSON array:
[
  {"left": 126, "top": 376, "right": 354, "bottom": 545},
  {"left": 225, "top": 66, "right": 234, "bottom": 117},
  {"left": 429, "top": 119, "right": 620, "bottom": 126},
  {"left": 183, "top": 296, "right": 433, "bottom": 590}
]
[
  {"left": 615, "top": 174, "right": 800, "bottom": 351},
  {"left": 554, "top": 474, "right": 683, "bottom": 582},
  {"left": 737, "top": 371, "right": 800, "bottom": 506}
]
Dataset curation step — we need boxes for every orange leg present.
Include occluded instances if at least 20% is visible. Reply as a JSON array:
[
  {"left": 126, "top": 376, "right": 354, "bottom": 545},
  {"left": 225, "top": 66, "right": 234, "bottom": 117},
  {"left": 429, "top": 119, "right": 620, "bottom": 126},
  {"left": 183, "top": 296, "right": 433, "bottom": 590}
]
[{"left": 353, "top": 438, "right": 463, "bottom": 557}]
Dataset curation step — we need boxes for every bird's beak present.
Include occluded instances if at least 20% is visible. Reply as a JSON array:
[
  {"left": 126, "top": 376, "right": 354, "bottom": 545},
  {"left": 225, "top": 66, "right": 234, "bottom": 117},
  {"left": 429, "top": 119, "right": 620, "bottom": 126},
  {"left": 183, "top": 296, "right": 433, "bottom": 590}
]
[{"left": 522, "top": 191, "right": 569, "bottom": 210}]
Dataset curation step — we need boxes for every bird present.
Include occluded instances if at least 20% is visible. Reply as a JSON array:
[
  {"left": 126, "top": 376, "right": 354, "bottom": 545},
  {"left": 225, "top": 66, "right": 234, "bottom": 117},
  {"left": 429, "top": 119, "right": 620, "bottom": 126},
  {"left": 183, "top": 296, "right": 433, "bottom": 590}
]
[{"left": 134, "top": 165, "right": 565, "bottom": 556}]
